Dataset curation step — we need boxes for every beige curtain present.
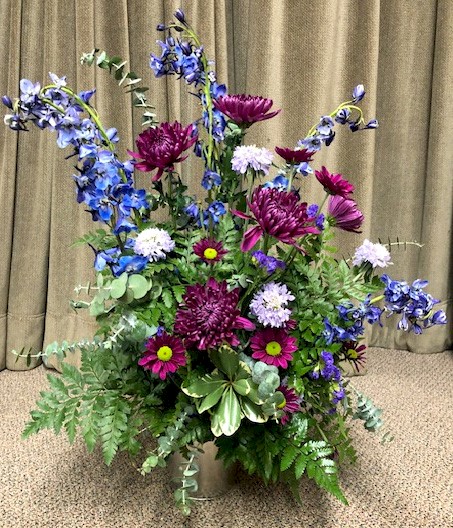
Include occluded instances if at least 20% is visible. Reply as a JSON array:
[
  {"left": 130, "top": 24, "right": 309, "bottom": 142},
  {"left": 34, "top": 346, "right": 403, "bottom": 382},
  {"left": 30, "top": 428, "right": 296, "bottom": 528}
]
[{"left": 1, "top": 0, "right": 451, "bottom": 371}]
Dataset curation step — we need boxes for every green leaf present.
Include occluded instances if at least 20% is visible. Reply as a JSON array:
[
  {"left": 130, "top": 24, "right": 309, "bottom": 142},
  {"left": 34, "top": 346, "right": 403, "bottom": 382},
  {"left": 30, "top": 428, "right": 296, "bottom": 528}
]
[
  {"left": 210, "top": 346, "right": 239, "bottom": 379},
  {"left": 216, "top": 387, "right": 241, "bottom": 436},
  {"left": 110, "top": 273, "right": 128, "bottom": 299},
  {"left": 181, "top": 374, "right": 225, "bottom": 398},
  {"left": 232, "top": 378, "right": 251, "bottom": 396},
  {"left": 280, "top": 445, "right": 298, "bottom": 472},
  {"left": 162, "top": 289, "right": 173, "bottom": 308},
  {"left": 197, "top": 384, "right": 226, "bottom": 413},
  {"left": 294, "top": 453, "right": 308, "bottom": 479},
  {"left": 241, "top": 399, "right": 267, "bottom": 423},
  {"left": 128, "top": 274, "right": 151, "bottom": 299}
]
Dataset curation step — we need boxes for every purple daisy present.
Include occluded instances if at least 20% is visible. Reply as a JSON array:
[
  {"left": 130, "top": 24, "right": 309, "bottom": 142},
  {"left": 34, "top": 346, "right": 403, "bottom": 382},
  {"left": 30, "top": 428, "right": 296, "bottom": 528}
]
[
  {"left": 128, "top": 121, "right": 197, "bottom": 181},
  {"left": 327, "top": 195, "right": 364, "bottom": 233},
  {"left": 138, "top": 332, "right": 186, "bottom": 380},
  {"left": 233, "top": 187, "right": 319, "bottom": 252},
  {"left": 213, "top": 94, "right": 281, "bottom": 126},
  {"left": 193, "top": 238, "right": 228, "bottom": 264},
  {"left": 174, "top": 278, "right": 255, "bottom": 350},
  {"left": 341, "top": 341, "right": 367, "bottom": 373},
  {"left": 250, "top": 328, "right": 297, "bottom": 368},
  {"left": 315, "top": 166, "right": 355, "bottom": 198},
  {"left": 275, "top": 146, "right": 314, "bottom": 165},
  {"left": 277, "top": 385, "right": 301, "bottom": 425}
]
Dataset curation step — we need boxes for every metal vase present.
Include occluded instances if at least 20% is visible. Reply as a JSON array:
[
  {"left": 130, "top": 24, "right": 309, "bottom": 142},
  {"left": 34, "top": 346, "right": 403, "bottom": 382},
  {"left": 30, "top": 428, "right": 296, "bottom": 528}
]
[{"left": 168, "top": 441, "right": 236, "bottom": 499}]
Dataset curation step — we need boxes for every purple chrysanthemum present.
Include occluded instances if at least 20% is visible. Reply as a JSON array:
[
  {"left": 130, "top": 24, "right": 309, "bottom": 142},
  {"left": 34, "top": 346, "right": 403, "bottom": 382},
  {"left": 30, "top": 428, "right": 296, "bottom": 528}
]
[
  {"left": 277, "top": 385, "right": 301, "bottom": 425},
  {"left": 233, "top": 187, "right": 319, "bottom": 252},
  {"left": 231, "top": 145, "right": 273, "bottom": 175},
  {"left": 174, "top": 278, "right": 255, "bottom": 350},
  {"left": 327, "top": 195, "right": 364, "bottom": 233},
  {"left": 275, "top": 146, "right": 314, "bottom": 165},
  {"left": 249, "top": 281, "right": 295, "bottom": 327},
  {"left": 128, "top": 121, "right": 197, "bottom": 181},
  {"left": 193, "top": 238, "right": 227, "bottom": 264},
  {"left": 138, "top": 332, "right": 186, "bottom": 380},
  {"left": 315, "top": 166, "right": 355, "bottom": 198},
  {"left": 213, "top": 94, "right": 281, "bottom": 126},
  {"left": 250, "top": 328, "right": 297, "bottom": 368}
]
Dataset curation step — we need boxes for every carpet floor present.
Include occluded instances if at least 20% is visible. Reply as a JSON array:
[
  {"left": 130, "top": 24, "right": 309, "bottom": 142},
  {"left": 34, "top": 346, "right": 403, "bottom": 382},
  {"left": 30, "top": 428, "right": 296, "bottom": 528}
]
[{"left": 0, "top": 348, "right": 452, "bottom": 528}]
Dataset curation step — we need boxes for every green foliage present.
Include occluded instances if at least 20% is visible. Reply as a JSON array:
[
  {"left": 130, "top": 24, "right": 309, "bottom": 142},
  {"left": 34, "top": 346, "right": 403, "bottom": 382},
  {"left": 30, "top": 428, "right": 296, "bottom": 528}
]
[
  {"left": 80, "top": 49, "right": 158, "bottom": 127},
  {"left": 352, "top": 389, "right": 393, "bottom": 443},
  {"left": 172, "top": 448, "right": 201, "bottom": 516}
]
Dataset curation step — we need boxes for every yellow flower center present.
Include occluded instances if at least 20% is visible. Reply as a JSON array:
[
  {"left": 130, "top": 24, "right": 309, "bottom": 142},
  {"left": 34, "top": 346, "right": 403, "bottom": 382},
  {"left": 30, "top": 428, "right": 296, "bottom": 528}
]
[
  {"left": 157, "top": 345, "right": 173, "bottom": 362},
  {"left": 277, "top": 397, "right": 287, "bottom": 409},
  {"left": 203, "top": 247, "right": 218, "bottom": 260},
  {"left": 265, "top": 341, "right": 282, "bottom": 356},
  {"left": 346, "top": 348, "right": 358, "bottom": 359}
]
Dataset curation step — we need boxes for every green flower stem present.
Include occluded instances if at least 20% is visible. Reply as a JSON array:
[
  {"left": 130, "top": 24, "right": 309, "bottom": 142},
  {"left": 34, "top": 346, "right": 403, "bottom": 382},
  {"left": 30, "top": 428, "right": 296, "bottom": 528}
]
[
  {"left": 369, "top": 294, "right": 384, "bottom": 304},
  {"left": 318, "top": 192, "right": 329, "bottom": 214},
  {"left": 286, "top": 167, "right": 297, "bottom": 192},
  {"left": 306, "top": 101, "right": 364, "bottom": 138}
]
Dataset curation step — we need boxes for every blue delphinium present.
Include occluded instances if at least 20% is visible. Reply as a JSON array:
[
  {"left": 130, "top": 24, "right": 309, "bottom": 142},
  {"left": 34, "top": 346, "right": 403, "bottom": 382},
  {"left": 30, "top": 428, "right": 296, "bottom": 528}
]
[
  {"left": 251, "top": 250, "right": 286, "bottom": 274},
  {"left": 381, "top": 274, "right": 447, "bottom": 333},
  {"left": 263, "top": 174, "right": 289, "bottom": 192},
  {"left": 201, "top": 169, "right": 222, "bottom": 190}
]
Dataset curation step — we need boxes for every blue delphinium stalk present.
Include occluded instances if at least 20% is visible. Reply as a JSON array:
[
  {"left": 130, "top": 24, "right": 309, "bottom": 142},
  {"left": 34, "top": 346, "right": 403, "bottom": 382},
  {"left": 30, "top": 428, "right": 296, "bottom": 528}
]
[
  {"left": 251, "top": 250, "right": 286, "bottom": 274},
  {"left": 380, "top": 275, "right": 447, "bottom": 333}
]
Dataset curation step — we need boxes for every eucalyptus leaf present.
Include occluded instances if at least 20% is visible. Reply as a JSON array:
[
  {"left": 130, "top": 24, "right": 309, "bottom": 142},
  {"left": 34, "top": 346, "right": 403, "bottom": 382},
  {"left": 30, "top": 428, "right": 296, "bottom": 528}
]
[
  {"left": 128, "top": 274, "right": 151, "bottom": 299},
  {"left": 110, "top": 273, "right": 128, "bottom": 299}
]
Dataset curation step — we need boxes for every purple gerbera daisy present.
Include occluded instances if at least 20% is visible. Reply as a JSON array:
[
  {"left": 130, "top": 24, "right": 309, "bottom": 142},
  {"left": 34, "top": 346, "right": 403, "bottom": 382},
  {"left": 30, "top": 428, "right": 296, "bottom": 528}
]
[
  {"left": 315, "top": 166, "right": 355, "bottom": 198},
  {"left": 128, "top": 121, "right": 197, "bottom": 181},
  {"left": 277, "top": 385, "right": 301, "bottom": 425},
  {"left": 250, "top": 328, "right": 297, "bottom": 368},
  {"left": 174, "top": 278, "right": 255, "bottom": 350},
  {"left": 341, "top": 341, "right": 367, "bottom": 373},
  {"left": 138, "top": 332, "right": 186, "bottom": 380},
  {"left": 327, "top": 195, "right": 364, "bottom": 233},
  {"left": 193, "top": 238, "right": 228, "bottom": 264},
  {"left": 213, "top": 94, "right": 281, "bottom": 126},
  {"left": 233, "top": 187, "right": 319, "bottom": 252}
]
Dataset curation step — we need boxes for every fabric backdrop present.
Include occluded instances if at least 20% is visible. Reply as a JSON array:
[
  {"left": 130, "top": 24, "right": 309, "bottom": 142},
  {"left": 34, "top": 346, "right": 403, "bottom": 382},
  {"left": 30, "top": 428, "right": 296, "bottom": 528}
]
[{"left": 1, "top": 0, "right": 451, "bottom": 371}]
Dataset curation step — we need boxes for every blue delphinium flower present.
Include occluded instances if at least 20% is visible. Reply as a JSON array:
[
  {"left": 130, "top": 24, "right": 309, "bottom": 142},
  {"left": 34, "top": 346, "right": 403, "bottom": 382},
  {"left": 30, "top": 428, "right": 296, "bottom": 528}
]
[
  {"left": 207, "top": 200, "right": 226, "bottom": 223},
  {"left": 263, "top": 174, "right": 289, "bottom": 191},
  {"left": 295, "top": 161, "right": 313, "bottom": 177},
  {"left": 201, "top": 169, "right": 222, "bottom": 190},
  {"left": 112, "top": 255, "right": 149, "bottom": 276},
  {"left": 352, "top": 84, "right": 366, "bottom": 103},
  {"left": 381, "top": 274, "right": 447, "bottom": 333},
  {"left": 251, "top": 250, "right": 286, "bottom": 274}
]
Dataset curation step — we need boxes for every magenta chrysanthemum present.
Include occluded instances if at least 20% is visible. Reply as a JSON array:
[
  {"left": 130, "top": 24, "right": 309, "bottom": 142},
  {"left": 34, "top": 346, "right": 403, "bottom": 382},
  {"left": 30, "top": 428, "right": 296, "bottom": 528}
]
[
  {"left": 213, "top": 94, "right": 281, "bottom": 126},
  {"left": 250, "top": 328, "right": 297, "bottom": 368},
  {"left": 275, "top": 147, "right": 314, "bottom": 164},
  {"left": 233, "top": 187, "right": 319, "bottom": 252},
  {"left": 138, "top": 332, "right": 186, "bottom": 380},
  {"left": 277, "top": 385, "right": 301, "bottom": 425},
  {"left": 128, "top": 121, "right": 197, "bottom": 181},
  {"left": 315, "top": 166, "right": 355, "bottom": 198},
  {"left": 174, "top": 278, "right": 255, "bottom": 350},
  {"left": 327, "top": 195, "right": 364, "bottom": 233},
  {"left": 193, "top": 238, "right": 228, "bottom": 264}
]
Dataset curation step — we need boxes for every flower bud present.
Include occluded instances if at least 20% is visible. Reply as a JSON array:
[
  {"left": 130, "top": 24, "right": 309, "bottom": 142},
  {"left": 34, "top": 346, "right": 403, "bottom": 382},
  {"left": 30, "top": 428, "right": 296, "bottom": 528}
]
[
  {"left": 174, "top": 8, "right": 186, "bottom": 24},
  {"left": 156, "top": 23, "right": 166, "bottom": 31},
  {"left": 2, "top": 95, "right": 13, "bottom": 109}
]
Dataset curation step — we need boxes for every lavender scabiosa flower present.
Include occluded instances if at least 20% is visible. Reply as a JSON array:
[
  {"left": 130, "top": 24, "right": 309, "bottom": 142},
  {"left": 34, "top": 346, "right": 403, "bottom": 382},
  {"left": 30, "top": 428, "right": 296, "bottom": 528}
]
[
  {"left": 353, "top": 239, "right": 392, "bottom": 268},
  {"left": 231, "top": 145, "right": 273, "bottom": 175},
  {"left": 213, "top": 94, "right": 281, "bottom": 126},
  {"left": 327, "top": 195, "right": 364, "bottom": 233},
  {"left": 233, "top": 187, "right": 319, "bottom": 252},
  {"left": 249, "top": 282, "right": 295, "bottom": 327},
  {"left": 134, "top": 227, "right": 175, "bottom": 261}
]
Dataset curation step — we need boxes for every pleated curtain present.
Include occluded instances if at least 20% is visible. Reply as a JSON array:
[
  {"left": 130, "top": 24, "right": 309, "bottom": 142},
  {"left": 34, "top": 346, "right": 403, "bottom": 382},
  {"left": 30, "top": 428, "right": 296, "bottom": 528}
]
[{"left": 0, "top": 0, "right": 451, "bottom": 371}]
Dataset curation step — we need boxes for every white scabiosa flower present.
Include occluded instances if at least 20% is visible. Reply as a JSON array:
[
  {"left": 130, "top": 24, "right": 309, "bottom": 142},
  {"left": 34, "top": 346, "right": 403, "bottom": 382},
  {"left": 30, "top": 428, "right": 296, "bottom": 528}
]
[
  {"left": 134, "top": 227, "right": 175, "bottom": 262},
  {"left": 231, "top": 145, "right": 273, "bottom": 175},
  {"left": 352, "top": 239, "right": 392, "bottom": 268}
]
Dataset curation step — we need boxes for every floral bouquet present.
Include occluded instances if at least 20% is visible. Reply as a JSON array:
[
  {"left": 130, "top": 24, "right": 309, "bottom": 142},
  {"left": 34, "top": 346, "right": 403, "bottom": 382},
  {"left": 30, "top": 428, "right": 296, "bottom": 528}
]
[{"left": 4, "top": 8, "right": 446, "bottom": 515}]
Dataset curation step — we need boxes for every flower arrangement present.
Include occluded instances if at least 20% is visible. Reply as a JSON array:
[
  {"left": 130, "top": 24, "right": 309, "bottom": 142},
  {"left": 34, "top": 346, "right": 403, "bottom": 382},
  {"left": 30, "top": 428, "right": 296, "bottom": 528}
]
[{"left": 4, "top": 8, "right": 447, "bottom": 515}]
